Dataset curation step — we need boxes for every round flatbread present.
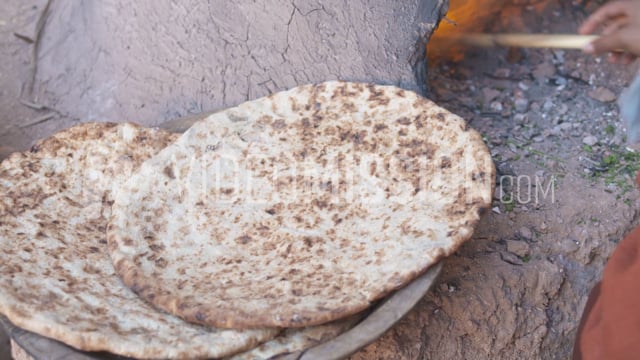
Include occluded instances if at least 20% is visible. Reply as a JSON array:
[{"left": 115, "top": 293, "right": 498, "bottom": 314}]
[
  {"left": 108, "top": 81, "right": 495, "bottom": 328},
  {"left": 0, "top": 123, "right": 277, "bottom": 359}
]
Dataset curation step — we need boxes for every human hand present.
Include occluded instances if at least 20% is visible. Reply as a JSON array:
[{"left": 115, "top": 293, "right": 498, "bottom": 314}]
[{"left": 579, "top": 0, "right": 640, "bottom": 64}]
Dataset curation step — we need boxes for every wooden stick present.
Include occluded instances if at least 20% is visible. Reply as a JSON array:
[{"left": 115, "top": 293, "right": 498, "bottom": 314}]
[{"left": 432, "top": 33, "right": 599, "bottom": 49}]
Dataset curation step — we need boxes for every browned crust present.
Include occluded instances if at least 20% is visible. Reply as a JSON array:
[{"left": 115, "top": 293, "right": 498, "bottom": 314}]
[{"left": 108, "top": 81, "right": 496, "bottom": 329}]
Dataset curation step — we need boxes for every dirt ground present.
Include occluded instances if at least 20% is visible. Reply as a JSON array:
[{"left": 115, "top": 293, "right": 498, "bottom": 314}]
[{"left": 2, "top": 1, "right": 640, "bottom": 360}]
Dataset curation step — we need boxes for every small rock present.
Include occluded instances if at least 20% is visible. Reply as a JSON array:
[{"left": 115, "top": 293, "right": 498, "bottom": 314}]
[
  {"left": 500, "top": 251, "right": 524, "bottom": 265},
  {"left": 518, "top": 226, "right": 534, "bottom": 240},
  {"left": 582, "top": 135, "right": 598, "bottom": 146},
  {"left": 496, "top": 161, "right": 516, "bottom": 176},
  {"left": 543, "top": 99, "right": 554, "bottom": 111},
  {"left": 523, "top": 131, "right": 533, "bottom": 140},
  {"left": 533, "top": 136, "right": 544, "bottom": 143},
  {"left": 433, "top": 87, "right": 454, "bottom": 100},
  {"left": 502, "top": 151, "right": 519, "bottom": 161},
  {"left": 611, "top": 135, "right": 624, "bottom": 146},
  {"left": 558, "top": 103, "right": 569, "bottom": 115},
  {"left": 533, "top": 62, "right": 556, "bottom": 81},
  {"left": 506, "top": 240, "right": 530, "bottom": 258},
  {"left": 459, "top": 97, "right": 476, "bottom": 108},
  {"left": 514, "top": 98, "right": 529, "bottom": 113},
  {"left": 514, "top": 113, "right": 528, "bottom": 124},
  {"left": 588, "top": 86, "right": 617, "bottom": 103},
  {"left": 494, "top": 68, "right": 511, "bottom": 78},
  {"left": 482, "top": 88, "right": 501, "bottom": 104},
  {"left": 518, "top": 81, "right": 530, "bottom": 91},
  {"left": 547, "top": 160, "right": 559, "bottom": 171},
  {"left": 530, "top": 102, "right": 540, "bottom": 112},
  {"left": 552, "top": 50, "right": 565, "bottom": 64},
  {"left": 490, "top": 101, "right": 503, "bottom": 112},
  {"left": 493, "top": 186, "right": 503, "bottom": 200},
  {"left": 570, "top": 70, "right": 582, "bottom": 80},
  {"left": 560, "top": 238, "right": 580, "bottom": 254},
  {"left": 438, "top": 283, "right": 448, "bottom": 293},
  {"left": 560, "top": 122, "right": 573, "bottom": 131},
  {"left": 540, "top": 222, "right": 548, "bottom": 231},
  {"left": 492, "top": 206, "right": 501, "bottom": 214},
  {"left": 552, "top": 76, "right": 568, "bottom": 87},
  {"left": 572, "top": 227, "right": 591, "bottom": 243}
]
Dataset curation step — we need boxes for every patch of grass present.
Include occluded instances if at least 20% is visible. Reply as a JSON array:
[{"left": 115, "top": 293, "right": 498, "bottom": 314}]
[
  {"left": 502, "top": 193, "right": 515, "bottom": 212},
  {"left": 583, "top": 144, "right": 593, "bottom": 153},
  {"left": 504, "top": 202, "right": 515, "bottom": 212},
  {"left": 605, "top": 124, "right": 616, "bottom": 136},
  {"left": 505, "top": 139, "right": 524, "bottom": 150},
  {"left": 525, "top": 148, "right": 559, "bottom": 168},
  {"left": 527, "top": 147, "right": 564, "bottom": 163},
  {"left": 594, "top": 148, "right": 640, "bottom": 195},
  {"left": 521, "top": 255, "right": 531, "bottom": 263},
  {"left": 603, "top": 154, "right": 618, "bottom": 166}
]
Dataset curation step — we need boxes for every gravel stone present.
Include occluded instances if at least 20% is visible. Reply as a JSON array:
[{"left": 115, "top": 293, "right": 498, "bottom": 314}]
[
  {"left": 515, "top": 98, "right": 529, "bottom": 113},
  {"left": 518, "top": 226, "right": 534, "bottom": 240},
  {"left": 588, "top": 86, "right": 617, "bottom": 103},
  {"left": 582, "top": 135, "right": 598, "bottom": 146},
  {"left": 506, "top": 240, "right": 530, "bottom": 258}
]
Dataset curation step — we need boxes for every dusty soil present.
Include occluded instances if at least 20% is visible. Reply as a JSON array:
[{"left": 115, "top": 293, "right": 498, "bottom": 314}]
[{"left": 2, "top": 1, "right": 640, "bottom": 360}]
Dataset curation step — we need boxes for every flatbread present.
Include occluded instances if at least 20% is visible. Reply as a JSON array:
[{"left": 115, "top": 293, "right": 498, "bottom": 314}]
[
  {"left": 0, "top": 123, "right": 277, "bottom": 359},
  {"left": 228, "top": 314, "right": 363, "bottom": 360},
  {"left": 108, "top": 81, "right": 495, "bottom": 328}
]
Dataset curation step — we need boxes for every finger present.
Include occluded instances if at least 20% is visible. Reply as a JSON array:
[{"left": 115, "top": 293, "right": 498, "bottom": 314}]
[
  {"left": 579, "top": 1, "right": 631, "bottom": 34},
  {"left": 620, "top": 52, "right": 637, "bottom": 65},
  {"left": 601, "top": 16, "right": 629, "bottom": 35},
  {"left": 608, "top": 52, "right": 620, "bottom": 63},
  {"left": 608, "top": 52, "right": 626, "bottom": 63},
  {"left": 584, "top": 32, "right": 625, "bottom": 54}
]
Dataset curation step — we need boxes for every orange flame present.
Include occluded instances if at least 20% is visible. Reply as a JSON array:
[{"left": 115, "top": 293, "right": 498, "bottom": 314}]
[{"left": 428, "top": 0, "right": 555, "bottom": 62}]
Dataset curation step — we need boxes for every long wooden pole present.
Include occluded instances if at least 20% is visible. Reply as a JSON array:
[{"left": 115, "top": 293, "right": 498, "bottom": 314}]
[{"left": 431, "top": 33, "right": 598, "bottom": 49}]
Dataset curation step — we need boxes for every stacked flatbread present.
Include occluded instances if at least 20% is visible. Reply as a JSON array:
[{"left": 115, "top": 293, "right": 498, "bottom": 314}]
[
  {"left": 107, "top": 81, "right": 494, "bottom": 329},
  {"left": 0, "top": 123, "right": 279, "bottom": 358},
  {"left": 0, "top": 81, "right": 494, "bottom": 358}
]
